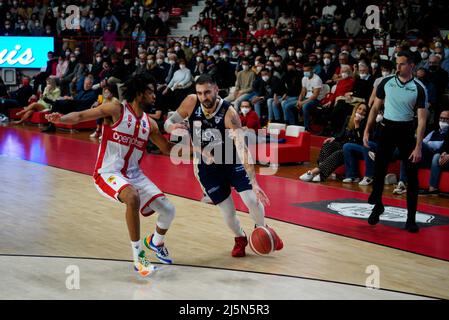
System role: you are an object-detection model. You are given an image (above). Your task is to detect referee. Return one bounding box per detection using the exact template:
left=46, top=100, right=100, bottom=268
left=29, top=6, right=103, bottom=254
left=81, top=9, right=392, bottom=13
left=363, top=51, right=428, bottom=233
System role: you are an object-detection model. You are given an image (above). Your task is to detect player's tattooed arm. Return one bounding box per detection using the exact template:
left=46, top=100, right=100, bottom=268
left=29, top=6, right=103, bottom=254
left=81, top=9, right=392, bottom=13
left=225, top=107, right=256, bottom=185
left=226, top=107, right=270, bottom=206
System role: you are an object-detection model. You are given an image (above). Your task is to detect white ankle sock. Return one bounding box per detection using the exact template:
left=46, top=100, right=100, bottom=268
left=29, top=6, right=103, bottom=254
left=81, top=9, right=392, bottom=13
left=131, top=240, right=142, bottom=264
left=152, top=230, right=165, bottom=246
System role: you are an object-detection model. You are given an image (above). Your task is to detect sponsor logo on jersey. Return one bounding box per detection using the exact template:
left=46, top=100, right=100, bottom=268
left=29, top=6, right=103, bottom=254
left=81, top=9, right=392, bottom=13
left=107, top=176, right=117, bottom=185
left=112, top=131, right=145, bottom=149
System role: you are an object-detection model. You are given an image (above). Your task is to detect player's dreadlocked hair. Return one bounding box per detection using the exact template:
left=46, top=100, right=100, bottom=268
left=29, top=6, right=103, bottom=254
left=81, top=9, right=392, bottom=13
left=122, top=73, right=156, bottom=102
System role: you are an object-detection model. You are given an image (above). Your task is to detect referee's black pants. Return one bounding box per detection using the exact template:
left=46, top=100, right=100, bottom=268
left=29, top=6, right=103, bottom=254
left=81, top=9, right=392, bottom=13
left=368, top=119, right=419, bottom=222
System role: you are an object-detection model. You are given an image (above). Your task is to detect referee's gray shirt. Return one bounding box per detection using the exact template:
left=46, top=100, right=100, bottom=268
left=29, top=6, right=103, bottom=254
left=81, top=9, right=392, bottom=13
left=376, top=75, right=428, bottom=122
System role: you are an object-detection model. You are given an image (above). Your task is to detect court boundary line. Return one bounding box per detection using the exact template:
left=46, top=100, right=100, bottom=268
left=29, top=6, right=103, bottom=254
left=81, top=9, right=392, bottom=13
left=0, top=253, right=439, bottom=300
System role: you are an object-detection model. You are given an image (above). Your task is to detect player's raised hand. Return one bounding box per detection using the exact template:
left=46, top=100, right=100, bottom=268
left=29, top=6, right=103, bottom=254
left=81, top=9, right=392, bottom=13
left=253, top=184, right=270, bottom=207
left=45, top=112, right=63, bottom=123
left=170, top=123, right=189, bottom=136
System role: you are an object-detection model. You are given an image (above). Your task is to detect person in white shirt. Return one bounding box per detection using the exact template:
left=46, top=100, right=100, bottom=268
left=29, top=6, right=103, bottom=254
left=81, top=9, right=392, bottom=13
left=297, top=63, right=323, bottom=131
left=163, top=59, right=193, bottom=109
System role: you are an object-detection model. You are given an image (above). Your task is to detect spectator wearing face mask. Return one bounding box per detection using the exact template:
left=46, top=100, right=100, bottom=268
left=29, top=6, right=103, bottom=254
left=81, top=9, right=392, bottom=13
left=342, top=108, right=385, bottom=187
left=318, top=52, right=337, bottom=84
left=239, top=100, right=261, bottom=131
left=226, top=59, right=256, bottom=110
left=327, top=62, right=374, bottom=135
left=163, top=59, right=193, bottom=109
left=415, top=46, right=431, bottom=70
left=300, top=103, right=368, bottom=183
left=297, top=63, right=323, bottom=131
left=418, top=110, right=449, bottom=195
left=101, top=10, right=119, bottom=32
left=151, top=53, right=170, bottom=88
left=13, top=77, right=61, bottom=125
left=433, top=46, right=449, bottom=74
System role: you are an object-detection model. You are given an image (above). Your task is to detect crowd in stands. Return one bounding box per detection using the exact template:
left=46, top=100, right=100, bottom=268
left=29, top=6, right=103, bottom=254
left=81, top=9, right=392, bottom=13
left=0, top=0, right=449, bottom=195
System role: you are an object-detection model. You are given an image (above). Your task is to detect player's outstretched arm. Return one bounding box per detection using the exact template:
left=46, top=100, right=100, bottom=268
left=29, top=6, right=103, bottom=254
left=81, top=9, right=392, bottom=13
left=148, top=118, right=175, bottom=155
left=45, top=101, right=122, bottom=125
left=164, top=94, right=196, bottom=133
left=225, top=106, right=270, bottom=206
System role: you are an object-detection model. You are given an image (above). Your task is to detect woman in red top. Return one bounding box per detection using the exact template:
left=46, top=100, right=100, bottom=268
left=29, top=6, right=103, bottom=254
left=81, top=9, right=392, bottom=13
left=321, top=65, right=355, bottom=108
left=239, top=100, right=261, bottom=130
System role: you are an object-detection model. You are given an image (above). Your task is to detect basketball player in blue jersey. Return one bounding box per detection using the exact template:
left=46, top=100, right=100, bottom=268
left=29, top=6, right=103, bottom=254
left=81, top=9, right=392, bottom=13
left=165, top=75, right=283, bottom=257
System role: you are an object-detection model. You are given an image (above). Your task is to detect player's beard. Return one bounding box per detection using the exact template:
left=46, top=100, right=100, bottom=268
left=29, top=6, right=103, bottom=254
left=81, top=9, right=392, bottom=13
left=202, top=94, right=217, bottom=109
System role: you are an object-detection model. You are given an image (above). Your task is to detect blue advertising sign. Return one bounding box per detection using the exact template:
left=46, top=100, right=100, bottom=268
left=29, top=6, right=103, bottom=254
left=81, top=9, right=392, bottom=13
left=0, top=36, right=54, bottom=69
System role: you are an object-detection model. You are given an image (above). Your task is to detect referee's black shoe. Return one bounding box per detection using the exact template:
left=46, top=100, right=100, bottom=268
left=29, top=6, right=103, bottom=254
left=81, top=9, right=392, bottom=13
left=368, top=203, right=384, bottom=225
left=405, top=220, right=420, bottom=233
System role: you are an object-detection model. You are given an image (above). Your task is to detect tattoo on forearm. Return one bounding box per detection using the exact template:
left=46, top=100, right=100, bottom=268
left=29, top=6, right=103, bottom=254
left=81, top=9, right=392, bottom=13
left=233, top=128, right=256, bottom=185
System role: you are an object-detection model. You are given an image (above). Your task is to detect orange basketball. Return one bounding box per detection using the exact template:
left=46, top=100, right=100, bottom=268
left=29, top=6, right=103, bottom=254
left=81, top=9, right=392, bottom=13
left=249, top=226, right=275, bottom=255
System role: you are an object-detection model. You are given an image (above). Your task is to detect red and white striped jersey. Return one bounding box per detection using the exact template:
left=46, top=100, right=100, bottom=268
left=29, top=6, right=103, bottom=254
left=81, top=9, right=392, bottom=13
left=94, top=102, right=152, bottom=179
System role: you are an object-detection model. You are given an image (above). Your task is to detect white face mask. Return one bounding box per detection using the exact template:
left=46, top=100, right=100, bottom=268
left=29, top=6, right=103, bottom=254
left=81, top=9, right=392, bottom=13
left=274, top=61, right=281, bottom=67
left=242, top=65, right=249, bottom=71
left=421, top=52, right=429, bottom=60
left=381, top=71, right=390, bottom=77
left=341, top=72, right=349, bottom=79
left=196, top=56, right=202, bottom=62
left=359, top=73, right=369, bottom=80
left=323, top=58, right=331, bottom=65
left=241, top=108, right=250, bottom=115
left=355, top=112, right=365, bottom=120
left=262, top=75, right=269, bottom=82
left=179, top=64, right=186, bottom=69
left=169, top=60, right=176, bottom=65
left=371, top=62, right=378, bottom=69
left=376, top=114, right=384, bottom=123
left=96, top=57, right=102, bottom=63
left=156, top=59, right=163, bottom=65
left=440, top=121, right=449, bottom=131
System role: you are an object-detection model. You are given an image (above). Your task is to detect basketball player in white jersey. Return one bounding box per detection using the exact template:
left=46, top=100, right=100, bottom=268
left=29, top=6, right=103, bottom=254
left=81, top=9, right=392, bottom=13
left=165, top=75, right=283, bottom=257
left=46, top=75, right=175, bottom=277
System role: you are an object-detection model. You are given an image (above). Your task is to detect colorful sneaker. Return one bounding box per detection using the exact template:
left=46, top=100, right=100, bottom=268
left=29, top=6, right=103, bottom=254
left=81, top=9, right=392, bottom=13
left=266, top=226, right=284, bottom=251
left=144, top=234, right=173, bottom=264
left=342, top=177, right=360, bottom=183
left=232, top=235, right=248, bottom=257
left=134, top=250, right=157, bottom=277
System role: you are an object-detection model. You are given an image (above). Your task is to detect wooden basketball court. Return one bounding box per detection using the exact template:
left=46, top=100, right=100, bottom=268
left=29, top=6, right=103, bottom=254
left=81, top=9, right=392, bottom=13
left=0, top=125, right=448, bottom=299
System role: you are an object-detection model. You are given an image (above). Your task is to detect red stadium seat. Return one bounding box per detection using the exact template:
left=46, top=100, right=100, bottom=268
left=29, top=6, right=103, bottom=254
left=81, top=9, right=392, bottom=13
left=30, top=111, right=50, bottom=125
left=251, top=125, right=311, bottom=165
left=8, top=108, right=23, bottom=120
